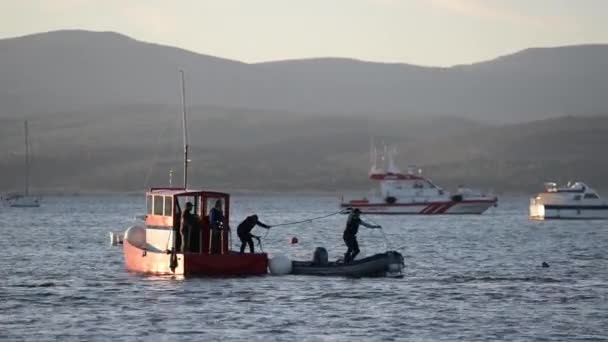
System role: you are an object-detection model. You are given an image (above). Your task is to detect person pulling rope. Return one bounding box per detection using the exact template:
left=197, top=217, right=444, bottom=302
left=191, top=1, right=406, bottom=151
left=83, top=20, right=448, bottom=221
left=236, top=214, right=270, bottom=253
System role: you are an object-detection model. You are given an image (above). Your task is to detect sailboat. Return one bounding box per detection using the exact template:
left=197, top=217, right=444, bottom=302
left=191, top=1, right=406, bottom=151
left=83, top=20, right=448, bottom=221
left=7, top=121, right=41, bottom=208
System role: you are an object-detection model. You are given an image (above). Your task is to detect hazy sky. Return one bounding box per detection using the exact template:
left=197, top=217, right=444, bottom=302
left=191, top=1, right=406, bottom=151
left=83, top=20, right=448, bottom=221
left=2, top=0, right=607, bottom=66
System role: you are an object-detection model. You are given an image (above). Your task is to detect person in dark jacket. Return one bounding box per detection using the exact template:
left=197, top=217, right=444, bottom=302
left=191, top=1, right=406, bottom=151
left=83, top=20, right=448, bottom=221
left=209, top=199, right=224, bottom=254
left=180, top=202, right=197, bottom=252
left=237, top=214, right=271, bottom=253
left=343, top=208, right=381, bottom=263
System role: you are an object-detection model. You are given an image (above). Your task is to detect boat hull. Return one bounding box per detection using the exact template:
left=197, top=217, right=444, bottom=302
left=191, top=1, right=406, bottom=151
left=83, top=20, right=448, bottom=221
left=6, top=197, right=40, bottom=208
left=340, top=199, right=496, bottom=215
left=123, top=239, right=268, bottom=276
left=291, top=251, right=404, bottom=278
left=529, top=203, right=608, bottom=220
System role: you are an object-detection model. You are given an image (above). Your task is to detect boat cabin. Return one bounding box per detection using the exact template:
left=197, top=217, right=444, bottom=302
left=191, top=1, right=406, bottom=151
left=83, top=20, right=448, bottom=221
left=543, top=182, right=600, bottom=199
left=144, top=187, right=231, bottom=254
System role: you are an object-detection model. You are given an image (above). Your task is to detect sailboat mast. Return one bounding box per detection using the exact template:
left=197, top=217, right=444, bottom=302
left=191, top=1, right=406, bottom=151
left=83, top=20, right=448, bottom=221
left=180, top=70, right=189, bottom=189
left=24, top=120, right=30, bottom=196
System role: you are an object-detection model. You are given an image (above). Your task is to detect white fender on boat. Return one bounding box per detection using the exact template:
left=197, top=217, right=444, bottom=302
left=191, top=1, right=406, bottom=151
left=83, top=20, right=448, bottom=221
left=124, top=225, right=146, bottom=248
left=109, top=232, right=125, bottom=246
left=268, top=254, right=292, bottom=275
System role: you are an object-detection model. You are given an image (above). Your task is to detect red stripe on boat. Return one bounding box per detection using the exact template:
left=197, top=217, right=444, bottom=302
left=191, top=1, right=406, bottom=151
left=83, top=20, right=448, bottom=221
left=436, top=202, right=456, bottom=214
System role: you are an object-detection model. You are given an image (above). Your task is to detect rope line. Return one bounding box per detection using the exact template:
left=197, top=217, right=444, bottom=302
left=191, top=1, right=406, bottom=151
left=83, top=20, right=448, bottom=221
left=364, top=216, right=392, bottom=250
left=263, top=209, right=348, bottom=239
left=269, top=209, right=348, bottom=228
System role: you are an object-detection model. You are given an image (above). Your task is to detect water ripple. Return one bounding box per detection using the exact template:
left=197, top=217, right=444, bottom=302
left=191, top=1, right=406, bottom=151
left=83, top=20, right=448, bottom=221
left=1, top=195, right=607, bottom=341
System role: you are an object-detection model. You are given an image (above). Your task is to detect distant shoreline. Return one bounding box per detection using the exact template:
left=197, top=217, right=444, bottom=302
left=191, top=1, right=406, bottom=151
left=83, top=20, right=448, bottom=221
left=2, top=188, right=540, bottom=197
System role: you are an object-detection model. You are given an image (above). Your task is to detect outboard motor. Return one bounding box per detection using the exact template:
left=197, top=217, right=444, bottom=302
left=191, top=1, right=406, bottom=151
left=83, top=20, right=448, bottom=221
left=385, top=251, right=404, bottom=278
left=312, top=247, right=329, bottom=266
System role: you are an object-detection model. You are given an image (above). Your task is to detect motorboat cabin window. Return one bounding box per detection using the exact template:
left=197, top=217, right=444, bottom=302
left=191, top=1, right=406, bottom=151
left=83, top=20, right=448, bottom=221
left=146, top=195, right=153, bottom=215
left=584, top=193, right=599, bottom=199
left=153, top=195, right=164, bottom=215
left=164, top=196, right=172, bottom=216
left=573, top=195, right=581, bottom=201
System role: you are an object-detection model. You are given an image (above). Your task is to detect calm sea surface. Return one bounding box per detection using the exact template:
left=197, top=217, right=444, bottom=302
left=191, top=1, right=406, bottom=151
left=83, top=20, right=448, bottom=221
left=1, top=195, right=607, bottom=341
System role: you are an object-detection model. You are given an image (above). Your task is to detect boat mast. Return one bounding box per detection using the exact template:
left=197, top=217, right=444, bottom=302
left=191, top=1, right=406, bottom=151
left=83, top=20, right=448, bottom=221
left=180, top=70, right=189, bottom=189
left=24, top=120, right=30, bottom=196
left=370, top=136, right=377, bottom=173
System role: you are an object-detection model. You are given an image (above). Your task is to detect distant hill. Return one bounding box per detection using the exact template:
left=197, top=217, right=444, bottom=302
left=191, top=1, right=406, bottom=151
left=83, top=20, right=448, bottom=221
left=1, top=113, right=607, bottom=194
left=1, top=30, right=608, bottom=122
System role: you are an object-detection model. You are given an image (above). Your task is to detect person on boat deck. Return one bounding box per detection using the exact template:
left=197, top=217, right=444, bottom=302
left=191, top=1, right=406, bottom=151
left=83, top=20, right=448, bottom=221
left=209, top=200, right=225, bottom=254
left=180, top=202, right=197, bottom=252
left=237, top=214, right=271, bottom=253
left=343, top=208, right=381, bottom=263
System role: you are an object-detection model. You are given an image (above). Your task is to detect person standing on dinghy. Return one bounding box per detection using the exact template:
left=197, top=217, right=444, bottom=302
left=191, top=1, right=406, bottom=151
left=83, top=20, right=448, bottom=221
left=343, top=208, right=381, bottom=263
left=237, top=214, right=271, bottom=253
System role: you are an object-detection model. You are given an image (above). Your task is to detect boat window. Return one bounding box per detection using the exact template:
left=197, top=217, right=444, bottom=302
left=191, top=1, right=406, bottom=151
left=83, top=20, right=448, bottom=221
left=573, top=195, right=581, bottom=201
left=154, top=195, right=164, bottom=215
left=146, top=195, right=152, bottom=215
left=176, top=196, right=197, bottom=215
left=584, top=193, right=599, bottom=199
left=164, top=196, right=172, bottom=216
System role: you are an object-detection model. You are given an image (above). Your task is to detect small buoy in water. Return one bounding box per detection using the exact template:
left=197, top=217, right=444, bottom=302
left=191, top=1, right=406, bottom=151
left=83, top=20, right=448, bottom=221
left=290, top=237, right=299, bottom=244
left=542, top=262, right=550, bottom=268
left=268, top=254, right=292, bottom=275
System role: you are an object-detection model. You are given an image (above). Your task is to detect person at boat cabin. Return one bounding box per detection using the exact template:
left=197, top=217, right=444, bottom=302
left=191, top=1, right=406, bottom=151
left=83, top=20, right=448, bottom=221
left=209, top=199, right=225, bottom=254
left=180, top=202, right=197, bottom=252
left=237, top=214, right=271, bottom=253
left=209, top=199, right=224, bottom=230
left=343, top=208, right=381, bottom=263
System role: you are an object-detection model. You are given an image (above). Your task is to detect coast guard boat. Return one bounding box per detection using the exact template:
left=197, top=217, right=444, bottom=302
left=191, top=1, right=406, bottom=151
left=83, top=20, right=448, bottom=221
left=340, top=147, right=497, bottom=215
left=529, top=182, right=608, bottom=220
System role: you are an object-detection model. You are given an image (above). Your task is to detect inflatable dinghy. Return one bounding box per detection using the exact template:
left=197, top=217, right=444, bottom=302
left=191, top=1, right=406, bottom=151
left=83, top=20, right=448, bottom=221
left=291, top=248, right=404, bottom=278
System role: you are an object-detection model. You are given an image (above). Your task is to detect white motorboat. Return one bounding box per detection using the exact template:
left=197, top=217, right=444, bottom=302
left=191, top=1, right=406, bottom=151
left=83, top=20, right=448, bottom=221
left=340, top=146, right=497, bottom=215
left=5, top=194, right=40, bottom=208
left=529, top=182, right=608, bottom=220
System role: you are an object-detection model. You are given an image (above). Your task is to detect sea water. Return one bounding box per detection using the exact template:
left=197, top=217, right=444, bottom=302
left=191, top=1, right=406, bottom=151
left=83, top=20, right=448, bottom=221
left=1, top=195, right=607, bottom=341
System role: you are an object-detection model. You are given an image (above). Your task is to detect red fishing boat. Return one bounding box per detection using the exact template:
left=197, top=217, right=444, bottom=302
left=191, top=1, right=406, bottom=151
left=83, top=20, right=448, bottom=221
left=122, top=71, right=267, bottom=276
left=123, top=188, right=268, bottom=276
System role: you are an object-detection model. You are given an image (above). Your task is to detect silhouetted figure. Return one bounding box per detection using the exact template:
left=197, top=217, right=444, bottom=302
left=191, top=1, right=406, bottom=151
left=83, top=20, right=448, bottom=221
left=209, top=200, right=224, bottom=254
left=180, top=202, right=197, bottom=252
left=343, top=208, right=380, bottom=263
left=237, top=214, right=271, bottom=253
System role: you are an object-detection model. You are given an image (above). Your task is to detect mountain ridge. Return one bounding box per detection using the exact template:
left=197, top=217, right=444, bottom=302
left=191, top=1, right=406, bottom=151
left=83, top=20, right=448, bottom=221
left=2, top=30, right=608, bottom=122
